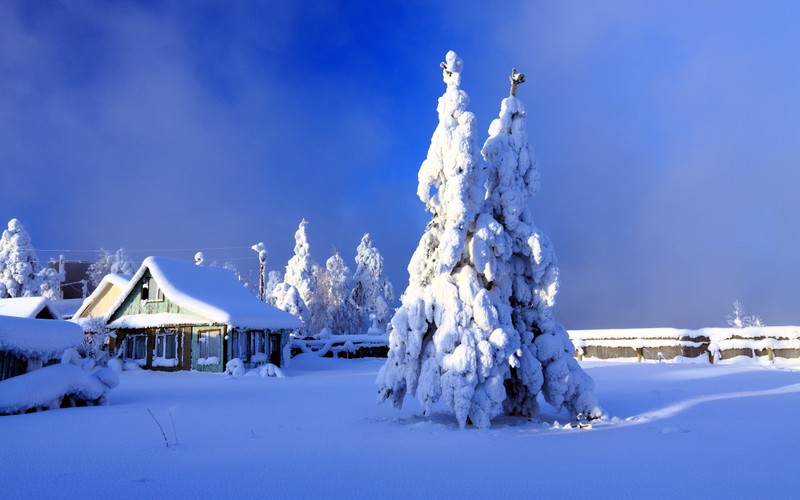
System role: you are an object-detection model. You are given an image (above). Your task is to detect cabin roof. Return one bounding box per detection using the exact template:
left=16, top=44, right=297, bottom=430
left=107, top=256, right=301, bottom=331
left=0, top=297, right=61, bottom=320
left=73, top=273, right=132, bottom=319
left=0, top=315, right=83, bottom=361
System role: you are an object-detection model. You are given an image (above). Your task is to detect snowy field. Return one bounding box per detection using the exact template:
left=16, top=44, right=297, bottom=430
left=2, top=356, right=800, bottom=499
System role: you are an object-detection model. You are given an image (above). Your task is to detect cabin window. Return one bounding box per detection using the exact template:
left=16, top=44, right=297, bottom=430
left=197, top=329, right=221, bottom=366
left=230, top=330, right=249, bottom=363
left=123, top=334, right=147, bottom=365
left=250, top=331, right=268, bottom=365
left=142, top=277, right=163, bottom=302
left=154, top=330, right=178, bottom=367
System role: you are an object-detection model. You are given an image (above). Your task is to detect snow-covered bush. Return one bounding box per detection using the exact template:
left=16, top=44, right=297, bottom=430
left=77, top=316, right=114, bottom=367
left=259, top=363, right=285, bottom=378
left=225, top=358, right=246, bottom=377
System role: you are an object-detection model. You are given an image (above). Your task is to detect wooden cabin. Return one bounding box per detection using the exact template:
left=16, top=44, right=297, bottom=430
left=105, top=256, right=301, bottom=372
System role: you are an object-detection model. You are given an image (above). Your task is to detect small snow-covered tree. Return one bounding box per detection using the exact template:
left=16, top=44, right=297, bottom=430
left=88, top=248, right=134, bottom=286
left=726, top=300, right=764, bottom=328
left=284, top=219, right=319, bottom=314
left=80, top=317, right=113, bottom=366
left=317, top=251, right=358, bottom=335
left=351, top=233, right=395, bottom=333
left=265, top=270, right=282, bottom=306
left=480, top=69, right=599, bottom=419
left=0, top=218, right=62, bottom=299
left=38, top=261, right=65, bottom=301
left=272, top=282, right=310, bottom=337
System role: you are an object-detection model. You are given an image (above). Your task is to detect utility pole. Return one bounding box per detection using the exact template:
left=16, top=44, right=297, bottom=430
left=251, top=242, right=267, bottom=301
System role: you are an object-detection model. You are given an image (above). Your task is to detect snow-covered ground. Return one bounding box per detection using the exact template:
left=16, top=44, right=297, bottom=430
left=2, top=356, right=799, bottom=498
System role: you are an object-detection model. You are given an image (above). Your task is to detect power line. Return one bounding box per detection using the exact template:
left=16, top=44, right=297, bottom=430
left=36, top=245, right=255, bottom=253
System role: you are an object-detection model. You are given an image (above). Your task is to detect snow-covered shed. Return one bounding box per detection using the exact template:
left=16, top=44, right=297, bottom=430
left=0, top=297, right=62, bottom=320
left=105, top=256, right=301, bottom=372
left=0, top=315, right=83, bottom=381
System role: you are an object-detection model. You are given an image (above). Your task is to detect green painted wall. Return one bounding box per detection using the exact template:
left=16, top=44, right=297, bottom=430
left=109, top=271, right=205, bottom=323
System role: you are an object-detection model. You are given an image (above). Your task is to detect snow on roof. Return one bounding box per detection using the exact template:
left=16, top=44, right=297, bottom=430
left=0, top=316, right=84, bottom=361
left=73, top=274, right=132, bottom=319
left=109, top=257, right=302, bottom=331
left=51, top=298, right=85, bottom=320
left=107, top=313, right=209, bottom=329
left=568, top=326, right=800, bottom=341
left=0, top=297, right=61, bottom=320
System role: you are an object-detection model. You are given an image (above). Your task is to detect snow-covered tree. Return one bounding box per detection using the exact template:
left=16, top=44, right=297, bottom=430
left=376, top=51, right=516, bottom=428
left=272, top=282, right=310, bottom=337
left=265, top=270, right=282, bottom=306
left=480, top=69, right=599, bottom=419
left=0, top=218, right=63, bottom=299
left=376, top=53, right=600, bottom=429
left=38, top=262, right=65, bottom=301
left=316, top=251, right=358, bottom=335
left=88, top=248, right=134, bottom=286
left=351, top=233, right=395, bottom=332
left=284, top=219, right=318, bottom=314
left=726, top=300, right=764, bottom=328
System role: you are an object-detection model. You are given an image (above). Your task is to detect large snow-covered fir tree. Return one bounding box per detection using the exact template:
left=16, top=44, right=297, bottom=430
left=0, top=218, right=63, bottom=300
left=480, top=69, right=599, bottom=419
left=88, top=248, right=134, bottom=286
left=376, top=52, right=600, bottom=429
left=376, top=51, right=515, bottom=428
left=351, top=233, right=395, bottom=332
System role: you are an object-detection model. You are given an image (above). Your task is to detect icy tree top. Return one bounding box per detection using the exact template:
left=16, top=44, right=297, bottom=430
left=509, top=68, right=525, bottom=96
left=440, top=50, right=464, bottom=87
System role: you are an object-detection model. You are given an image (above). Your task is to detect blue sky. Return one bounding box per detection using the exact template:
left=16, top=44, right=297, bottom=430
left=1, top=1, right=798, bottom=329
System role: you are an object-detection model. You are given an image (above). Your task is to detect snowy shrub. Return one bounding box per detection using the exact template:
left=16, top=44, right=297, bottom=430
left=225, top=358, right=246, bottom=377
left=315, top=327, right=332, bottom=340
left=259, top=363, right=285, bottom=379
left=107, top=357, right=123, bottom=373
left=61, top=347, right=84, bottom=367
left=78, top=317, right=113, bottom=367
